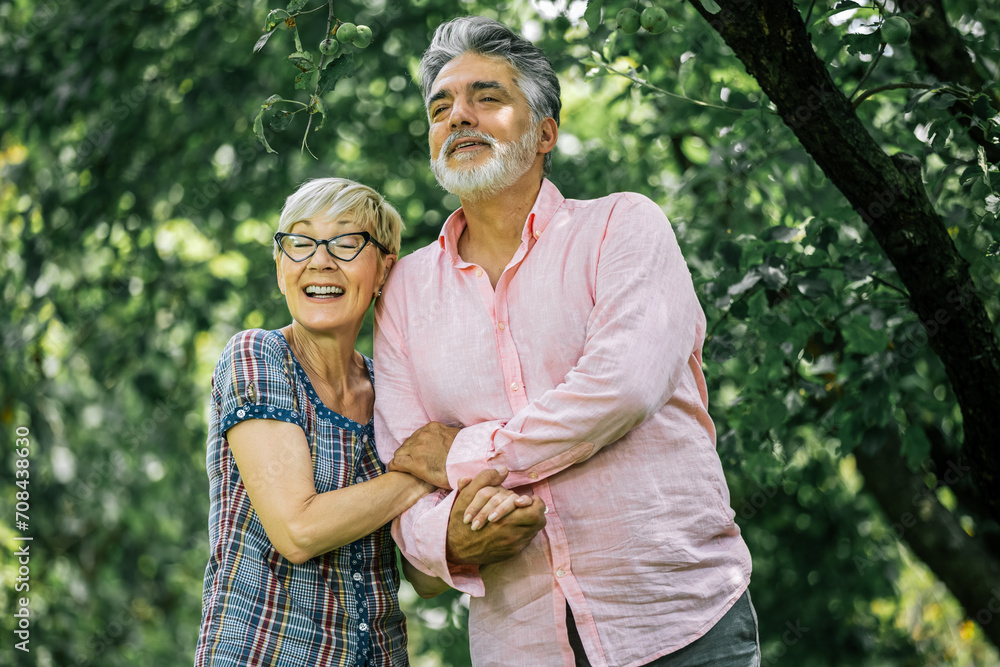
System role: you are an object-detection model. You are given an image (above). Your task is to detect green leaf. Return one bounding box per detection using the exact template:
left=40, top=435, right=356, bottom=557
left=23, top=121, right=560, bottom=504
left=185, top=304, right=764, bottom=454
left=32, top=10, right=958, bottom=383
left=269, top=110, right=293, bottom=131
left=794, top=276, right=833, bottom=299
left=584, top=0, right=603, bottom=33
left=842, top=31, right=882, bottom=57
left=295, top=68, right=319, bottom=91
left=812, top=1, right=861, bottom=25
left=986, top=194, right=1000, bottom=215
left=719, top=241, right=742, bottom=268
left=843, top=258, right=873, bottom=281
left=700, top=0, right=722, bottom=14
left=288, top=51, right=317, bottom=90
left=730, top=298, right=749, bottom=320
left=318, top=52, right=356, bottom=96
left=901, top=425, right=932, bottom=471
left=765, top=225, right=803, bottom=243
left=959, top=165, right=980, bottom=185
left=842, top=315, right=888, bottom=355
left=727, top=272, right=762, bottom=297
left=253, top=30, right=275, bottom=53
left=309, top=95, right=326, bottom=131
left=759, top=264, right=788, bottom=290
left=288, top=50, right=314, bottom=66
left=927, top=93, right=957, bottom=110
left=972, top=94, right=996, bottom=123
left=978, top=145, right=991, bottom=181
left=253, top=108, right=277, bottom=154
left=263, top=8, right=289, bottom=32
left=285, top=0, right=307, bottom=12
left=262, top=94, right=282, bottom=108
left=602, top=30, right=619, bottom=62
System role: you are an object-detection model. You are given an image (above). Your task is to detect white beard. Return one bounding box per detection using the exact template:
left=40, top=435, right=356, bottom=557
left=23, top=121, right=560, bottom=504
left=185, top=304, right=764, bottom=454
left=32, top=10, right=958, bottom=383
left=430, top=126, right=539, bottom=201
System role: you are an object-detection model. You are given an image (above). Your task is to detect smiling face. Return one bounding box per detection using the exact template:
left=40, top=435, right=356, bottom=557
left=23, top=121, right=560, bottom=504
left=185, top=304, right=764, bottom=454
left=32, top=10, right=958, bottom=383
left=275, top=213, right=393, bottom=339
left=427, top=52, right=552, bottom=200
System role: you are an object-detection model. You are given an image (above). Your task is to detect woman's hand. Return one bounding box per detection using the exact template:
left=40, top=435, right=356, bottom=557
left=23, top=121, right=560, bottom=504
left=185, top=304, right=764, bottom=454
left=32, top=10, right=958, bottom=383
left=458, top=469, right=533, bottom=531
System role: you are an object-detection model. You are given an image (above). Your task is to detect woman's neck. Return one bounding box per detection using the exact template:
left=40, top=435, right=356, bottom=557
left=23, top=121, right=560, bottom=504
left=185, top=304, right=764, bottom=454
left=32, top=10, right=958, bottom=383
left=281, top=323, right=364, bottom=399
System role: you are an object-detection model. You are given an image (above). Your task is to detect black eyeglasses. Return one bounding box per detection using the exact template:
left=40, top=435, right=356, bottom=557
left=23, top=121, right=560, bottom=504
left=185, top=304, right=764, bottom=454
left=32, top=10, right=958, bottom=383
left=274, top=231, right=391, bottom=263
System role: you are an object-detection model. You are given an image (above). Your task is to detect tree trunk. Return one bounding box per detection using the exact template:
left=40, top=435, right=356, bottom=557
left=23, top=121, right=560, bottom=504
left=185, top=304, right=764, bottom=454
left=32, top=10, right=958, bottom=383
left=854, top=435, right=1000, bottom=647
left=693, top=0, right=1000, bottom=524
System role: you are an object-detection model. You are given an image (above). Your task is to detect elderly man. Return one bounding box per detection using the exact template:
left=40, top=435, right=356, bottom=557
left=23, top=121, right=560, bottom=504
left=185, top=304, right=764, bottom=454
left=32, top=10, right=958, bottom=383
left=374, top=16, right=758, bottom=667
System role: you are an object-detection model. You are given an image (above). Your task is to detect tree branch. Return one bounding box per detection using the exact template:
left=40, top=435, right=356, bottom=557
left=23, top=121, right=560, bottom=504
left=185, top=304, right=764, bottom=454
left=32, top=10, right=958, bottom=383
left=906, top=0, right=1000, bottom=165
left=691, top=0, right=1000, bottom=533
left=852, top=82, right=935, bottom=109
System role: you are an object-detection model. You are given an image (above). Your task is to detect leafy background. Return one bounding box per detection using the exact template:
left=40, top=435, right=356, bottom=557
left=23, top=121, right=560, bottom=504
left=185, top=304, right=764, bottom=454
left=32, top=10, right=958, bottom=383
left=1, top=0, right=999, bottom=665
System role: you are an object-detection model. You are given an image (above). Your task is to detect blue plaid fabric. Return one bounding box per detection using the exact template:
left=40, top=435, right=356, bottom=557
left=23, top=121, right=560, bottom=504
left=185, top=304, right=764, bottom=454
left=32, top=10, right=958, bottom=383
left=195, top=329, right=408, bottom=667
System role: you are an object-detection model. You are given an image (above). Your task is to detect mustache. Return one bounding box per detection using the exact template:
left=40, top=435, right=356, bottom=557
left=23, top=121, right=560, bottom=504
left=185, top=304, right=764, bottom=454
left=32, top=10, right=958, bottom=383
left=439, top=130, right=497, bottom=158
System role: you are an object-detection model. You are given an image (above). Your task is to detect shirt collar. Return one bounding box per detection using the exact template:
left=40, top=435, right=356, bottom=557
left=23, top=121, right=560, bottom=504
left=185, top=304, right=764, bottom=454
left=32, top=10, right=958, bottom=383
left=437, top=178, right=565, bottom=266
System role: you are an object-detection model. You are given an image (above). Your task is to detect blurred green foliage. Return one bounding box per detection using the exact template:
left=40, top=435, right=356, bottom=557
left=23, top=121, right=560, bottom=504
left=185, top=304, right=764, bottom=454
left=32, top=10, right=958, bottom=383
left=1, top=0, right=999, bottom=665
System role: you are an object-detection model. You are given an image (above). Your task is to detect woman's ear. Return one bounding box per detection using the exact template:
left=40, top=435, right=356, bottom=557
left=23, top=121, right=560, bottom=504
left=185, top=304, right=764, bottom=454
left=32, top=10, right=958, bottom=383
left=276, top=258, right=286, bottom=295
left=379, top=255, right=397, bottom=289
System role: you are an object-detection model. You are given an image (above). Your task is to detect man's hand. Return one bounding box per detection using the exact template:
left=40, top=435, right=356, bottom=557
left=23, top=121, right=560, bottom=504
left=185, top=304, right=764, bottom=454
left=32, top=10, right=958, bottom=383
left=446, top=468, right=546, bottom=565
left=388, top=422, right=460, bottom=489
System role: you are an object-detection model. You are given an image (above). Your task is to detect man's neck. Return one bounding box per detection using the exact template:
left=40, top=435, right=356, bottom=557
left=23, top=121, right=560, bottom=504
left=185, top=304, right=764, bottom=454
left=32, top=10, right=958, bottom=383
left=457, top=173, right=544, bottom=286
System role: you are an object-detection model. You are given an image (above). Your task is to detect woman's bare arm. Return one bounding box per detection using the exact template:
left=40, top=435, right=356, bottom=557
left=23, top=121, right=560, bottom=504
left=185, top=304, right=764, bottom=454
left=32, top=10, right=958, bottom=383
left=228, top=418, right=433, bottom=564
left=401, top=556, right=450, bottom=599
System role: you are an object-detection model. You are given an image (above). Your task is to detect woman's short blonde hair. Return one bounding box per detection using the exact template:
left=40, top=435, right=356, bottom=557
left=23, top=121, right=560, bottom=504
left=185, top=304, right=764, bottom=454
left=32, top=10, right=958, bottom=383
left=273, top=178, right=403, bottom=259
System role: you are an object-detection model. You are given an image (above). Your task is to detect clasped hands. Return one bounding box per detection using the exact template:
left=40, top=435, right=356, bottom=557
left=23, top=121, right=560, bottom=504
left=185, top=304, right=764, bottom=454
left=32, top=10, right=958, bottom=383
left=389, top=422, right=546, bottom=565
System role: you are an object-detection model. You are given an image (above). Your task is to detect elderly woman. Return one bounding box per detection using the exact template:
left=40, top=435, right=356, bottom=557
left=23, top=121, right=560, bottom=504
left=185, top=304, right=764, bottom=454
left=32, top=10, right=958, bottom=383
left=194, top=178, right=523, bottom=667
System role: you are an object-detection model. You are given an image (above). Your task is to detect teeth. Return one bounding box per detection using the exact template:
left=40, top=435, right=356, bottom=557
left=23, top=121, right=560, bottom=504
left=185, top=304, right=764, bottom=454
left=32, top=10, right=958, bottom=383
left=305, top=285, right=344, bottom=295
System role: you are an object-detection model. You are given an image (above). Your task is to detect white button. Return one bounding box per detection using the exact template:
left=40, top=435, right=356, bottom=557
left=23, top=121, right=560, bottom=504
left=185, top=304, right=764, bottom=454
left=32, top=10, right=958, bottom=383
left=359, top=622, right=368, bottom=631
left=353, top=572, right=363, bottom=581
left=556, top=569, right=565, bottom=578
left=362, top=434, right=369, bottom=443
left=528, top=472, right=538, bottom=480
left=355, top=476, right=364, bottom=484
left=534, top=230, right=541, bottom=239
left=510, top=382, right=519, bottom=392
left=475, top=268, right=483, bottom=277
left=544, top=506, right=549, bottom=514
left=497, top=322, right=505, bottom=331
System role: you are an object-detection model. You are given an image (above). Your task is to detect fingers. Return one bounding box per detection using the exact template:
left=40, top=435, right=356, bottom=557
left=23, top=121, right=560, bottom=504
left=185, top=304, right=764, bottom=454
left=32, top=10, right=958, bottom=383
left=482, top=492, right=526, bottom=527
left=456, top=466, right=509, bottom=504
left=464, top=486, right=501, bottom=530
left=508, top=496, right=547, bottom=527
left=467, top=488, right=530, bottom=531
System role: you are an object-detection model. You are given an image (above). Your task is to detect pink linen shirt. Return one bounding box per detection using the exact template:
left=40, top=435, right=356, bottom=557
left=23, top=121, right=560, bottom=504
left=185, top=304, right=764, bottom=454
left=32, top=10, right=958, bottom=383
left=374, top=179, right=752, bottom=667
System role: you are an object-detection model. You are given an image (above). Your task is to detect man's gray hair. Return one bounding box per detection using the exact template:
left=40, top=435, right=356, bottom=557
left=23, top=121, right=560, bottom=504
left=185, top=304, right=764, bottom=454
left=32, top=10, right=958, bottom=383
left=418, top=17, right=561, bottom=176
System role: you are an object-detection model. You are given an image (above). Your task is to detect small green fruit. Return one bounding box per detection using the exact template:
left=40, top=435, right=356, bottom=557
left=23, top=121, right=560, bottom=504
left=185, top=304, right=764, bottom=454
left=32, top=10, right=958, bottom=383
left=352, top=25, right=372, bottom=48
left=616, top=8, right=641, bottom=34
left=641, top=6, right=668, bottom=34
left=319, top=38, right=339, bottom=55
left=336, top=22, right=358, bottom=44
left=881, top=16, right=910, bottom=46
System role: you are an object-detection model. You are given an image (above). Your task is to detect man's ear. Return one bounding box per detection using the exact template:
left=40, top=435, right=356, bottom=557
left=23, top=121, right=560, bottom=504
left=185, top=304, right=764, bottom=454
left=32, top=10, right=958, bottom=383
left=537, top=117, right=559, bottom=156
